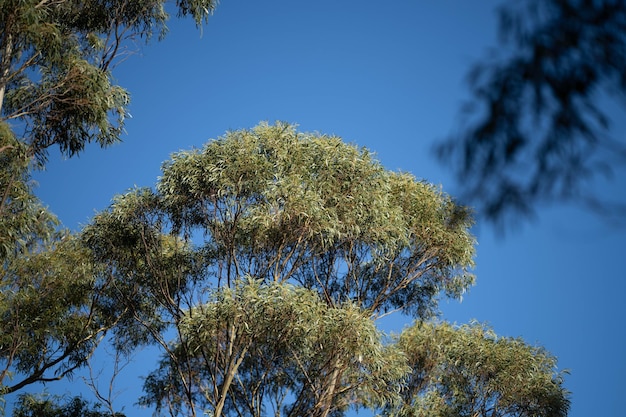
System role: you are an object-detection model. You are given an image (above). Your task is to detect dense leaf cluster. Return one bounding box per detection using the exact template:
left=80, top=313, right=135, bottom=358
left=392, top=322, right=570, bottom=417
left=0, top=0, right=217, bottom=405
left=156, top=122, right=475, bottom=317
left=0, top=0, right=217, bottom=162
left=12, top=393, right=124, bottom=417
left=1, top=123, right=118, bottom=397
left=140, top=279, right=408, bottom=417
left=0, top=123, right=57, bottom=260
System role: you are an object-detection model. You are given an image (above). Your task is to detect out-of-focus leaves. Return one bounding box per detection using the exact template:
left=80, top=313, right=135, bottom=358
left=438, top=0, right=626, bottom=227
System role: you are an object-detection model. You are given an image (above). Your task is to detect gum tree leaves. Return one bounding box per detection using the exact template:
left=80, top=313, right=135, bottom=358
left=389, top=322, right=570, bottom=417
left=156, top=122, right=476, bottom=318
left=0, top=0, right=218, bottom=162
left=84, top=122, right=568, bottom=416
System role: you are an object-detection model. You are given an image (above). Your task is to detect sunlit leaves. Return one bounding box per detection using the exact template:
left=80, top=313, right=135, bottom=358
left=0, top=122, right=58, bottom=261
left=81, top=123, right=478, bottom=416
left=0, top=1, right=219, bottom=395
left=157, top=122, right=476, bottom=317
left=141, top=278, right=408, bottom=417
left=81, top=123, right=569, bottom=416
left=82, top=187, right=203, bottom=351
left=388, top=321, right=570, bottom=417
left=0, top=232, right=115, bottom=394
left=0, top=0, right=218, bottom=162
left=438, top=0, right=626, bottom=225
left=12, top=393, right=125, bottom=417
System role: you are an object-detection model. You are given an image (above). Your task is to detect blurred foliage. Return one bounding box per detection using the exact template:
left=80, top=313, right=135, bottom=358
left=438, top=0, right=626, bottom=227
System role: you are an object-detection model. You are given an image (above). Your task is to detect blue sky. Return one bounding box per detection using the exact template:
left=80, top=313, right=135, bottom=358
left=24, top=1, right=626, bottom=416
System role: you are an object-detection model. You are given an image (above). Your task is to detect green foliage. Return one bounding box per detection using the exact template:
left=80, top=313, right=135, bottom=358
left=82, top=187, right=204, bottom=351
left=140, top=278, right=408, bottom=417
left=12, top=393, right=124, bottom=417
left=0, top=116, right=131, bottom=408
left=0, top=230, right=118, bottom=394
left=83, top=121, right=477, bottom=352
left=0, top=0, right=218, bottom=402
left=34, top=123, right=568, bottom=416
left=0, top=0, right=218, bottom=162
left=0, top=122, right=58, bottom=260
left=1, top=119, right=124, bottom=395
left=156, top=122, right=475, bottom=318
left=0, top=1, right=575, bottom=414
left=388, top=321, right=570, bottom=417
left=82, top=123, right=482, bottom=416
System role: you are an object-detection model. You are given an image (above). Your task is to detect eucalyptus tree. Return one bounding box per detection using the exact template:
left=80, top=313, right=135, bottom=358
left=12, top=393, right=125, bottom=417
left=0, top=124, right=55, bottom=260
left=388, top=322, right=570, bottom=417
left=155, top=122, right=476, bottom=317
left=138, top=279, right=409, bottom=417
left=81, top=122, right=567, bottom=417
left=0, top=124, right=123, bottom=399
left=0, top=0, right=217, bottom=163
left=0, top=0, right=218, bottom=405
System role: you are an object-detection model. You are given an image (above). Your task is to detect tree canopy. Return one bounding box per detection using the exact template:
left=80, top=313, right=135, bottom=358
left=1, top=122, right=119, bottom=396
left=0, top=0, right=217, bottom=405
left=77, top=122, right=568, bottom=417
left=12, top=393, right=124, bottom=417
left=0, top=0, right=217, bottom=163
left=390, top=321, right=570, bottom=417
left=85, top=122, right=476, bottom=322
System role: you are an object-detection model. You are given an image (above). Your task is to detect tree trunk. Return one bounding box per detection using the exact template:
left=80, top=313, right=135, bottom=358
left=0, top=22, right=14, bottom=117
left=214, top=323, right=248, bottom=417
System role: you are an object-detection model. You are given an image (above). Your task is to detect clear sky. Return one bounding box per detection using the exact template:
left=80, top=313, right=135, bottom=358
left=25, top=1, right=626, bottom=416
